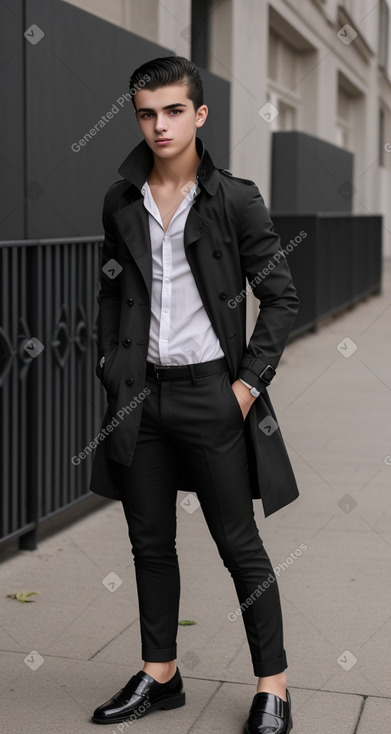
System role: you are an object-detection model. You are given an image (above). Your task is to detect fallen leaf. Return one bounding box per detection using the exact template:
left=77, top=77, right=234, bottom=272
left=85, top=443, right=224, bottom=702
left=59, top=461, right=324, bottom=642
left=178, top=619, right=196, bottom=626
left=7, top=591, right=41, bottom=603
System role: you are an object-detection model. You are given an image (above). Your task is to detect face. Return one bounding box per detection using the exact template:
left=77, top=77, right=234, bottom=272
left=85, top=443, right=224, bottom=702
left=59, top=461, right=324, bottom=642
left=133, top=83, right=208, bottom=157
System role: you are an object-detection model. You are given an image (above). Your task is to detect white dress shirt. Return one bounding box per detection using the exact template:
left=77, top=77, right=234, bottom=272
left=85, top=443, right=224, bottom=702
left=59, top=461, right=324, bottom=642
left=141, top=177, right=225, bottom=366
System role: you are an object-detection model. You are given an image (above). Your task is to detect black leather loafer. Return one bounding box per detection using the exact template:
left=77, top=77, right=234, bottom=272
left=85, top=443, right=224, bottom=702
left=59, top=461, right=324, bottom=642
left=92, top=667, right=185, bottom=725
left=243, top=688, right=292, bottom=733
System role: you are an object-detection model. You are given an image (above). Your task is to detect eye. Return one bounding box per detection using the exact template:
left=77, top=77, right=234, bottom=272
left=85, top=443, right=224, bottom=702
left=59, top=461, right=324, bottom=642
left=140, top=109, right=182, bottom=119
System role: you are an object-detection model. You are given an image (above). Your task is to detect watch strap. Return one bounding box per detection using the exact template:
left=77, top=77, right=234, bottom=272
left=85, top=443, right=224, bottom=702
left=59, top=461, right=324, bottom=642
left=239, top=378, right=260, bottom=398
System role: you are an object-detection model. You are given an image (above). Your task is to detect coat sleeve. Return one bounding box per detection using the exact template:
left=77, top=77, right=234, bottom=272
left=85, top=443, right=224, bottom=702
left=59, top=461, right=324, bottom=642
left=237, top=186, right=300, bottom=392
left=95, top=191, right=121, bottom=371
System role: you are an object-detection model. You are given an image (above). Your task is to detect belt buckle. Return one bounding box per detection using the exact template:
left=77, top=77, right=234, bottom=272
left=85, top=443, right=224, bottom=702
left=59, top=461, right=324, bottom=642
left=153, top=364, right=170, bottom=380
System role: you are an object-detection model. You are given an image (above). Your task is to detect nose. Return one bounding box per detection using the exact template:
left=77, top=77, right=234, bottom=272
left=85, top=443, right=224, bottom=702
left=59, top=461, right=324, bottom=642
left=154, top=114, right=168, bottom=133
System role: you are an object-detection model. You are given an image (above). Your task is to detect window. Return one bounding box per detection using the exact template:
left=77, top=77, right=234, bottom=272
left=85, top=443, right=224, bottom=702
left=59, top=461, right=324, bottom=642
left=379, top=106, right=385, bottom=166
left=267, top=30, right=300, bottom=131
left=336, top=86, right=353, bottom=150
left=379, top=0, right=389, bottom=69
left=278, top=101, right=296, bottom=131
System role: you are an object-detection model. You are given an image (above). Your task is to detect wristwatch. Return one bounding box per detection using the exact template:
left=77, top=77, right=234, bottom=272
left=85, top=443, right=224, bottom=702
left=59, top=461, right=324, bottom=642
left=239, top=379, right=260, bottom=398
left=239, top=364, right=276, bottom=398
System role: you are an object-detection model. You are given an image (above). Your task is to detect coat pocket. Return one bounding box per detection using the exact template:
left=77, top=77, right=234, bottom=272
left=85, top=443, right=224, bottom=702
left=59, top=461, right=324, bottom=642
left=97, top=344, right=119, bottom=392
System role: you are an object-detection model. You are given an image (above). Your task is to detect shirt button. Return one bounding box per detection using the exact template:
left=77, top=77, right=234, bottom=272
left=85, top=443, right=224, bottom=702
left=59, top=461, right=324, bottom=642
left=213, top=250, right=222, bottom=258
left=219, top=291, right=228, bottom=301
left=127, top=298, right=134, bottom=306
left=123, top=338, right=132, bottom=347
left=126, top=377, right=134, bottom=386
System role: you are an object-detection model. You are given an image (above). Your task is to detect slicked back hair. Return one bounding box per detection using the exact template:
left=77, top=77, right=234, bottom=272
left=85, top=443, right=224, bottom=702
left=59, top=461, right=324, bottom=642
left=129, top=55, right=203, bottom=113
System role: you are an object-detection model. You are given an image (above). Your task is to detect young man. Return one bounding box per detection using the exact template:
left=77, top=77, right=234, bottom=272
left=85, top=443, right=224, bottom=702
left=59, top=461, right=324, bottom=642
left=90, top=56, right=299, bottom=733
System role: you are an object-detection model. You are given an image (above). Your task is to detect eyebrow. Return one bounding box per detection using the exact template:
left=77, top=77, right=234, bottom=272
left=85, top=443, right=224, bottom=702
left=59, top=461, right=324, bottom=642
left=135, top=103, right=188, bottom=113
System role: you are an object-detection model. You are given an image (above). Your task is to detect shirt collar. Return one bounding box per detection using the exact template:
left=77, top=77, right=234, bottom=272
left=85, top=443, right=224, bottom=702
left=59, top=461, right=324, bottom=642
left=118, top=136, right=219, bottom=196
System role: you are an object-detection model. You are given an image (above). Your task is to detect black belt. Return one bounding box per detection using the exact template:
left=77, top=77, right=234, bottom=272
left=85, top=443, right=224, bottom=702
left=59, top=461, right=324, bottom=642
left=146, top=357, right=228, bottom=381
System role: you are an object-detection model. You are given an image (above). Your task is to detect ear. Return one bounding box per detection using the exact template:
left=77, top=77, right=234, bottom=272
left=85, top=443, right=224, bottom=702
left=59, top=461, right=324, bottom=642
left=195, top=104, right=208, bottom=128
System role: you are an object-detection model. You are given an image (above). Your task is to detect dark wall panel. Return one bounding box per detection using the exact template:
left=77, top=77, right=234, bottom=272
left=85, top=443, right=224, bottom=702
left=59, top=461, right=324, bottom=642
left=20, top=0, right=229, bottom=238
left=271, top=131, right=354, bottom=214
left=0, top=0, right=25, bottom=239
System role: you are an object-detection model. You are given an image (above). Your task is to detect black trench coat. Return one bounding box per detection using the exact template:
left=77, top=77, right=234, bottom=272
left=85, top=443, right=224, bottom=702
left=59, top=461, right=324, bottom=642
left=89, top=136, right=300, bottom=518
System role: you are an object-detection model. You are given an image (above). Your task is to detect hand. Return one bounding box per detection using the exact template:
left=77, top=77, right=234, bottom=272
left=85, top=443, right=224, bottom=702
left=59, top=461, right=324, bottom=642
left=230, top=379, right=256, bottom=420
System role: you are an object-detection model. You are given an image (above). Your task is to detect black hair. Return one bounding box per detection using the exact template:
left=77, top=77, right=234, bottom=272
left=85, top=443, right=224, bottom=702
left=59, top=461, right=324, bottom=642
left=129, top=55, right=203, bottom=113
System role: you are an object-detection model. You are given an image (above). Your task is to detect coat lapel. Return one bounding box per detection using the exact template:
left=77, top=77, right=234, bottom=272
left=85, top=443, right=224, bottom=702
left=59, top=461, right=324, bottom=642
left=112, top=192, right=215, bottom=298
left=112, top=198, right=153, bottom=299
left=112, top=136, right=220, bottom=295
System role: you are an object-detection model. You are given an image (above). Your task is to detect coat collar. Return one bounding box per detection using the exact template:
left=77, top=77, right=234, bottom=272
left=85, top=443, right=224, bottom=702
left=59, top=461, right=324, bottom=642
left=117, top=136, right=220, bottom=196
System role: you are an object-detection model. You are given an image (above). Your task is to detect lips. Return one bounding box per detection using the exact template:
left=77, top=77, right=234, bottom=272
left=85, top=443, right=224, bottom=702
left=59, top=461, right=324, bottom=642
left=154, top=138, right=172, bottom=142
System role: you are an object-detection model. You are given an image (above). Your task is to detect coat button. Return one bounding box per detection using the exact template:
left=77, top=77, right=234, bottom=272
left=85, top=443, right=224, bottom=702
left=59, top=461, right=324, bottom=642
left=219, top=291, right=228, bottom=300
left=126, top=377, right=134, bottom=386
left=125, top=254, right=131, bottom=260
left=123, top=338, right=132, bottom=347
left=213, top=250, right=222, bottom=258
left=127, top=298, right=134, bottom=306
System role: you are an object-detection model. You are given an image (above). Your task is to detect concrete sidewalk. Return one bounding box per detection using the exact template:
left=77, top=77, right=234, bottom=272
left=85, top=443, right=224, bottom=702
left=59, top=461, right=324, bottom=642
left=1, top=262, right=391, bottom=733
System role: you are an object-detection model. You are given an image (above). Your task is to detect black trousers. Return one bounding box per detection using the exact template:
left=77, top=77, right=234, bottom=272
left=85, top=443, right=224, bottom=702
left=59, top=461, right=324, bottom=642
left=115, top=359, right=287, bottom=677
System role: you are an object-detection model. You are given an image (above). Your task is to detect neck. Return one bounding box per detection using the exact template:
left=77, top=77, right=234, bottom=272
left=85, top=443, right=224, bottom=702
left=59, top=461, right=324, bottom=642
left=148, top=137, right=200, bottom=187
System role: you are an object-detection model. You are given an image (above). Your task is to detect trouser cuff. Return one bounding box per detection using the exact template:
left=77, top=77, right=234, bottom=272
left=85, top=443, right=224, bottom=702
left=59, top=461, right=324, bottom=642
left=252, top=650, right=287, bottom=677
left=141, top=645, right=177, bottom=662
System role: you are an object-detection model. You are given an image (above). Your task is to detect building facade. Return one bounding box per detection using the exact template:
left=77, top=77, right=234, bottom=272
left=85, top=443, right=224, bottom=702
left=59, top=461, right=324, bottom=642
left=62, top=0, right=391, bottom=257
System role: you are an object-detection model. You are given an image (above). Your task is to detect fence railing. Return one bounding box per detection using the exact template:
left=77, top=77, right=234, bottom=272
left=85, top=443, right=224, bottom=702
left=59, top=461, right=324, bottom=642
left=0, top=215, right=382, bottom=549
left=0, top=236, right=105, bottom=550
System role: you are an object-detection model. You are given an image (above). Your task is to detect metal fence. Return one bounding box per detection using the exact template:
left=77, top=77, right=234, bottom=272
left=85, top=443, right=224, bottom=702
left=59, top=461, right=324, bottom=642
left=0, top=236, right=105, bottom=550
left=0, top=216, right=382, bottom=549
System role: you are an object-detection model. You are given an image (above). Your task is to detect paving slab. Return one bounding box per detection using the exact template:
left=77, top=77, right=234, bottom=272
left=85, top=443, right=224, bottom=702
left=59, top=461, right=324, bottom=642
left=190, top=682, right=364, bottom=734
left=1, top=506, right=140, bottom=660
left=0, top=650, right=221, bottom=734
left=356, top=696, right=391, bottom=734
